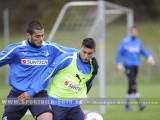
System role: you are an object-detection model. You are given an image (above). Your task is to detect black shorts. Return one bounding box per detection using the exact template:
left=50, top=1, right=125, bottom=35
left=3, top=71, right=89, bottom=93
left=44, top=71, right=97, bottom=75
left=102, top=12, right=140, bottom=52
left=2, top=90, right=52, bottom=120
left=125, top=66, right=138, bottom=86
left=51, top=105, right=84, bottom=120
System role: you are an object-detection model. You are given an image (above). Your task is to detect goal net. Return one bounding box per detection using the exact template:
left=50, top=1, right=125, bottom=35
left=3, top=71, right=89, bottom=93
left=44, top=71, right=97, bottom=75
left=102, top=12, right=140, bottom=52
left=47, top=1, right=134, bottom=114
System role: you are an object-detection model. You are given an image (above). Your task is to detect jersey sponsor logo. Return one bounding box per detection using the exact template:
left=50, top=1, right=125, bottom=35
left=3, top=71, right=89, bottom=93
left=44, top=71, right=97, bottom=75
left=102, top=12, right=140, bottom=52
left=21, top=59, right=48, bottom=65
left=125, top=46, right=140, bottom=52
left=64, top=81, right=82, bottom=91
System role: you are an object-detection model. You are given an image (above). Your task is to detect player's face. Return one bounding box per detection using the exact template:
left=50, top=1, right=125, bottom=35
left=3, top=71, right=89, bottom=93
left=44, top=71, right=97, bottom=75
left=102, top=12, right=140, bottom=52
left=27, top=29, right=44, bottom=47
left=80, top=46, right=95, bottom=63
left=131, top=28, right=138, bottom=37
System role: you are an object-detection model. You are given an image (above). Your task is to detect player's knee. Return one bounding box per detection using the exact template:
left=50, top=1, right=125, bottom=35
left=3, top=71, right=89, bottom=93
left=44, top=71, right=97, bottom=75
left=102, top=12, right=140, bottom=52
left=36, top=112, right=53, bottom=120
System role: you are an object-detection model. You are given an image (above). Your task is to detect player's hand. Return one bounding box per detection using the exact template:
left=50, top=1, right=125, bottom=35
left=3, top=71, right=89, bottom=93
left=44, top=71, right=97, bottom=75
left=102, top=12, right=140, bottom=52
left=117, top=63, right=125, bottom=73
left=91, top=57, right=99, bottom=75
left=18, top=92, right=31, bottom=101
left=147, top=56, right=155, bottom=66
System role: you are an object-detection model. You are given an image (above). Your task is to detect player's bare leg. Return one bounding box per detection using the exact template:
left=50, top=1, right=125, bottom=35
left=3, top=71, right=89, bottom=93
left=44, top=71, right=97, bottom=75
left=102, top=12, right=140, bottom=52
left=37, top=112, right=52, bottom=120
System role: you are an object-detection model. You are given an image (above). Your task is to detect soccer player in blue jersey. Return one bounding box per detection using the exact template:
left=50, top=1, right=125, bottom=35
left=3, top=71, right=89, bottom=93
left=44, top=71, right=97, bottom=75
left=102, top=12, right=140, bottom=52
left=116, top=26, right=155, bottom=111
left=23, top=38, right=98, bottom=120
left=1, top=20, right=80, bottom=120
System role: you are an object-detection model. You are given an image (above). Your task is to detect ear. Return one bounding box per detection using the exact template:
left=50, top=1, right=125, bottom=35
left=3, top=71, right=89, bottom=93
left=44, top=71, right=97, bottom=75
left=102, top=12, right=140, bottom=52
left=26, top=33, right=31, bottom=39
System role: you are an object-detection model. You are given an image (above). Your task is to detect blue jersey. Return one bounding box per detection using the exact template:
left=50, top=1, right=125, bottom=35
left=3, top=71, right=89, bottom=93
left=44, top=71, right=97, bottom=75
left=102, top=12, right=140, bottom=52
left=0, top=40, right=78, bottom=95
left=116, top=36, right=150, bottom=66
left=29, top=52, right=95, bottom=97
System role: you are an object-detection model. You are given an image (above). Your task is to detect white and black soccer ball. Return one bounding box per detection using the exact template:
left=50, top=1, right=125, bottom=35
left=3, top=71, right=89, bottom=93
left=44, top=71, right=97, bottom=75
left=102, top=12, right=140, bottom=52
left=84, top=112, right=103, bottom=120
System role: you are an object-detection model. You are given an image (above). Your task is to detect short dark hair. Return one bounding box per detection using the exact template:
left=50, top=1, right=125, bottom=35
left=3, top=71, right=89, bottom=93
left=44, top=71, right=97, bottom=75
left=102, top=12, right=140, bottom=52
left=82, top=38, right=96, bottom=49
left=27, top=20, right=44, bottom=35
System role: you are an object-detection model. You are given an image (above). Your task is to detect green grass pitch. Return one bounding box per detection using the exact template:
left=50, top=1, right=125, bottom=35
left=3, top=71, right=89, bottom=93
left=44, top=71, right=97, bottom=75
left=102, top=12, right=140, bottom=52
left=0, top=81, right=160, bottom=120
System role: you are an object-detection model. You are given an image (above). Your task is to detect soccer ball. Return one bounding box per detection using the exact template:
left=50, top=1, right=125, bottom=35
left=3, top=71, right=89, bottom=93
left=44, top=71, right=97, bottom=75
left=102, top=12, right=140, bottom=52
left=84, top=112, right=103, bottom=120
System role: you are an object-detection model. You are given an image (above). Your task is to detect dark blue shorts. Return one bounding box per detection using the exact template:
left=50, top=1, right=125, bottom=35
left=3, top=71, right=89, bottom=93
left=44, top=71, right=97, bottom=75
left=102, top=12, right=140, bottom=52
left=125, top=66, right=138, bottom=86
left=2, top=90, right=52, bottom=120
left=51, top=105, right=85, bottom=120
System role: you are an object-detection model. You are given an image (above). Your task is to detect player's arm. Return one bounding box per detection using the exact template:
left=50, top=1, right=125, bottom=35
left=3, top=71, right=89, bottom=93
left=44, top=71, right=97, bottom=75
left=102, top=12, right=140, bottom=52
left=0, top=44, right=16, bottom=66
left=140, top=42, right=155, bottom=65
left=140, top=41, right=150, bottom=58
left=86, top=75, right=96, bottom=94
left=18, top=53, right=73, bottom=100
left=86, top=57, right=99, bottom=94
left=51, top=42, right=79, bottom=56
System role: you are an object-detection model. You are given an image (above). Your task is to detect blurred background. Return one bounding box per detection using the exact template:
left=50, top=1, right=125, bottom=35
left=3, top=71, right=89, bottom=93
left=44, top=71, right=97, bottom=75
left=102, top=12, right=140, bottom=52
left=0, top=0, right=160, bottom=119
left=0, top=0, right=160, bottom=85
left=0, top=0, right=160, bottom=34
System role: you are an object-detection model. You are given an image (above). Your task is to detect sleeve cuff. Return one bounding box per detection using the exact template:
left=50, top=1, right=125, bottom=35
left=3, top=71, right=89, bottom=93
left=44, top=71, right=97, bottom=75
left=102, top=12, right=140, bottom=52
left=27, top=89, right=36, bottom=97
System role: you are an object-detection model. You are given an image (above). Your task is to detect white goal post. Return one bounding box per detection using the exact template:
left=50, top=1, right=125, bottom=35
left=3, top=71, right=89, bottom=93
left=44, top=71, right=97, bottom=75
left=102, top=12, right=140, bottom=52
left=47, top=1, right=134, bottom=114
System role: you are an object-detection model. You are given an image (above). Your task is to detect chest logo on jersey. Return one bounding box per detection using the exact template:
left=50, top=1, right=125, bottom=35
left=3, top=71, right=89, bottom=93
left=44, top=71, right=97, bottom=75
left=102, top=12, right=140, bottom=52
left=21, top=59, right=48, bottom=65
left=64, top=81, right=82, bottom=92
left=44, top=50, right=49, bottom=57
left=125, top=46, right=140, bottom=52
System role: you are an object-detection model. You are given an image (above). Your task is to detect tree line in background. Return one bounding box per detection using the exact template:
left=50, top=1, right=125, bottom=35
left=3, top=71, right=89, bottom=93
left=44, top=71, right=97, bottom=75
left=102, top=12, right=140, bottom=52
left=0, top=0, right=160, bottom=34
